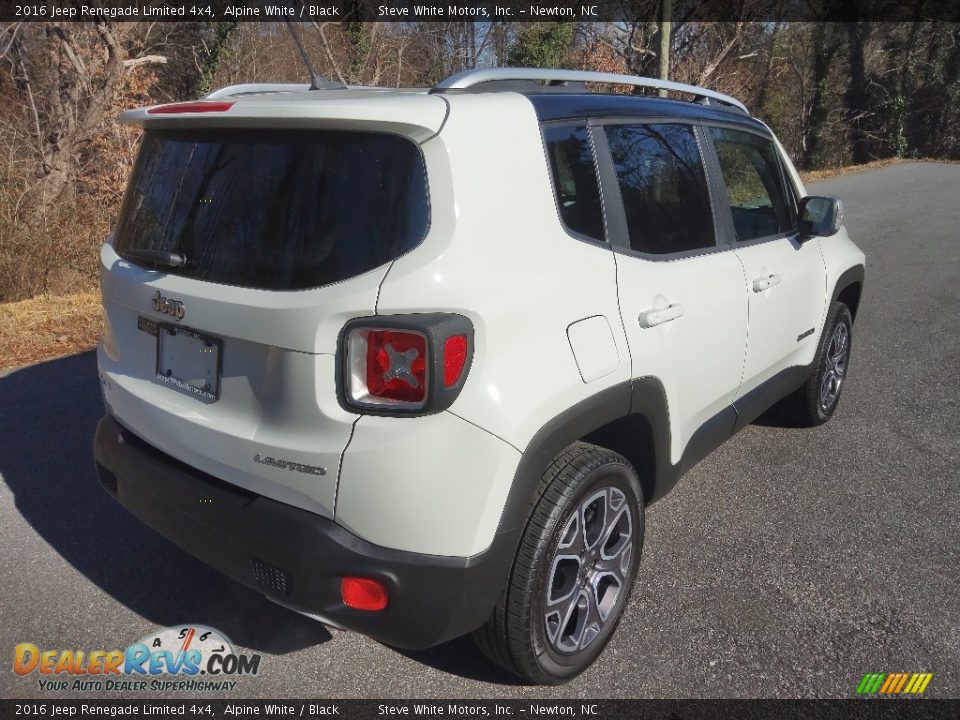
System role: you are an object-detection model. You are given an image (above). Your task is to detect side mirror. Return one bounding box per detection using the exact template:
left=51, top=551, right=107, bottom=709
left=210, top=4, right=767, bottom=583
left=798, top=196, right=843, bottom=239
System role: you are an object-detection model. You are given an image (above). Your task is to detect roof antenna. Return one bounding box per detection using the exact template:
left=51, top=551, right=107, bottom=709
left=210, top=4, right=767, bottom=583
left=283, top=18, right=344, bottom=90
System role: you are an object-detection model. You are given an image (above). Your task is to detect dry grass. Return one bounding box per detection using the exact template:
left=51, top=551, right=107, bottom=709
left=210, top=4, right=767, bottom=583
left=0, top=292, right=102, bottom=372
left=799, top=157, right=904, bottom=184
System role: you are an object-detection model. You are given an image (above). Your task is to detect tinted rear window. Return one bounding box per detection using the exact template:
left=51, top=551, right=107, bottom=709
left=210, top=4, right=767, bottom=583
left=604, top=123, right=715, bottom=255
left=543, top=125, right=605, bottom=241
left=114, top=129, right=429, bottom=290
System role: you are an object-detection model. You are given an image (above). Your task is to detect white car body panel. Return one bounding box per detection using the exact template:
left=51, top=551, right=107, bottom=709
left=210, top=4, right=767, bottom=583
left=773, top=134, right=866, bottom=363
left=373, top=94, right=631, bottom=454
left=98, top=242, right=374, bottom=518
left=98, top=341, right=353, bottom=518
left=819, top=227, right=868, bottom=315
left=614, top=251, right=748, bottom=463
left=733, top=236, right=827, bottom=396
left=336, top=412, right=522, bottom=557
left=566, top=316, right=621, bottom=383
left=97, top=83, right=865, bottom=561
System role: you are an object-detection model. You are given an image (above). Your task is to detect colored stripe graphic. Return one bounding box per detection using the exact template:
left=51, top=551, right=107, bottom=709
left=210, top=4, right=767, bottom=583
left=857, top=672, right=932, bottom=695
left=903, top=674, right=920, bottom=694
left=893, top=673, right=909, bottom=693
left=911, top=673, right=933, bottom=694
left=857, top=673, right=886, bottom=694
left=879, top=674, right=898, bottom=693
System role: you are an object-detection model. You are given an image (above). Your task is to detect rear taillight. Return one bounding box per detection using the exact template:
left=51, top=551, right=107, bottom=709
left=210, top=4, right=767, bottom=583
left=443, top=335, right=468, bottom=387
left=340, top=314, right=474, bottom=416
left=347, top=328, right=429, bottom=409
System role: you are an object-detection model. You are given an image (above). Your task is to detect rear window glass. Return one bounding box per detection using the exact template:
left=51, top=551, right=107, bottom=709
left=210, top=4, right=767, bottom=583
left=543, top=125, right=605, bottom=241
left=604, top=123, right=715, bottom=255
left=114, top=129, right=429, bottom=291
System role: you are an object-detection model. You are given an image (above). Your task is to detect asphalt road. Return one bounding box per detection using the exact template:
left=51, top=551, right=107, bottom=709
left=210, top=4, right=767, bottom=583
left=1, top=161, right=958, bottom=700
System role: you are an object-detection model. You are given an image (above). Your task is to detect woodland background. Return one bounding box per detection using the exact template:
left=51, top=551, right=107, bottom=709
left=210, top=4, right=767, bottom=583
left=0, top=17, right=958, bottom=303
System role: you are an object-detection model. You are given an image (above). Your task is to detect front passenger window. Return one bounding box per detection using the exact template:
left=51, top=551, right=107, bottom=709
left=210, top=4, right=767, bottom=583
left=709, top=127, right=794, bottom=242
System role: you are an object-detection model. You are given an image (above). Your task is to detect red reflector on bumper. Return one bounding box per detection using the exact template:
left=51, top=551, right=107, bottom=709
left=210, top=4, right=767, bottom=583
left=147, top=101, right=235, bottom=114
left=341, top=577, right=389, bottom=611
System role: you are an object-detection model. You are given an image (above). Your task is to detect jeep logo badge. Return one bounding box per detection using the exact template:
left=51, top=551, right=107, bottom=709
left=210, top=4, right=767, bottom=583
left=152, top=290, right=185, bottom=321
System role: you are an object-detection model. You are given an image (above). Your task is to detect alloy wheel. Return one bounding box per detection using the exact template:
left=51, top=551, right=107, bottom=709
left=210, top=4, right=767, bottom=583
left=543, top=486, right=634, bottom=654
left=820, top=321, right=849, bottom=412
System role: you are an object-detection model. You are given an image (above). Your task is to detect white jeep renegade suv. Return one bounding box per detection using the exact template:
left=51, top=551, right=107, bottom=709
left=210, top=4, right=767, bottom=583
left=94, top=68, right=865, bottom=684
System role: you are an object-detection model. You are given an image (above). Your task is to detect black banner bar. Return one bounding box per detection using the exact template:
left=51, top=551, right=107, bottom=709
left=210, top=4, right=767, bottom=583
left=3, top=700, right=960, bottom=720
left=1, top=0, right=959, bottom=23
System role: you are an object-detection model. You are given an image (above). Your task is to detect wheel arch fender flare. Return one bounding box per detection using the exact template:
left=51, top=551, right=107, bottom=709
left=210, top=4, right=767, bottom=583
left=492, top=378, right=674, bottom=544
left=829, top=264, right=865, bottom=322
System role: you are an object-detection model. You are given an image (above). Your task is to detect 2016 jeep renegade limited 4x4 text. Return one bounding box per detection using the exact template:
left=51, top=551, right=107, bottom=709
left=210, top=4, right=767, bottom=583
left=94, top=68, right=865, bottom=684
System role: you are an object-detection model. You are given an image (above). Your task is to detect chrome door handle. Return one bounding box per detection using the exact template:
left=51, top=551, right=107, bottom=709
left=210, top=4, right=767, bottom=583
left=752, top=274, right=782, bottom=292
left=638, top=303, right=684, bottom=328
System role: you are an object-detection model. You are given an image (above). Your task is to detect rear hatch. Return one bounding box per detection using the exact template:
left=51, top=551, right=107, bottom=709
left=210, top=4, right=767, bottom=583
left=98, top=91, right=445, bottom=518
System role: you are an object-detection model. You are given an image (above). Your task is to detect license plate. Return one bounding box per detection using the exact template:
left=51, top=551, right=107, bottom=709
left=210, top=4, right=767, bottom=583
left=155, top=324, right=221, bottom=402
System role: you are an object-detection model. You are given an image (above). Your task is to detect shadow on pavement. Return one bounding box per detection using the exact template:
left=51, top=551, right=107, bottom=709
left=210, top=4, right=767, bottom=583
left=750, top=403, right=803, bottom=429
left=0, top=351, right=330, bottom=655
left=399, top=635, right=525, bottom=687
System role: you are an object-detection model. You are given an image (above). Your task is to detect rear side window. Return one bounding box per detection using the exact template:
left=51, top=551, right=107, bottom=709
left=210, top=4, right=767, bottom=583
left=709, top=127, right=794, bottom=242
left=543, top=125, right=604, bottom=241
left=114, top=129, right=429, bottom=291
left=604, top=123, right=715, bottom=255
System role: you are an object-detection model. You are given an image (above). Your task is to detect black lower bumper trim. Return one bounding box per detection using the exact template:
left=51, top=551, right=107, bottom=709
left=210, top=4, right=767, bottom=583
left=93, top=416, right=516, bottom=650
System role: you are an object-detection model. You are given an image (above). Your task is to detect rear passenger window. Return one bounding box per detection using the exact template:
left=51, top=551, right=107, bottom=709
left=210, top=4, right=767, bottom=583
left=543, top=125, right=604, bottom=242
left=604, top=123, right=715, bottom=255
left=709, top=127, right=795, bottom=242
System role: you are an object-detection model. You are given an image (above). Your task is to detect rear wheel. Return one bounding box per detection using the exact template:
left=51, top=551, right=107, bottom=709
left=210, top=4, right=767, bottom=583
left=473, top=442, right=644, bottom=684
left=790, top=302, right=853, bottom=426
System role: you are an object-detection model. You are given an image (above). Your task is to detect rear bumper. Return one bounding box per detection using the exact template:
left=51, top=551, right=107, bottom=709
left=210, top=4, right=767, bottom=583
left=93, top=415, right=517, bottom=650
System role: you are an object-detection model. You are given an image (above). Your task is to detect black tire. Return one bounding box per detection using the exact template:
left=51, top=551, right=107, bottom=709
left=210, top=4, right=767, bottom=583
left=473, top=442, right=644, bottom=684
left=789, top=302, right=853, bottom=427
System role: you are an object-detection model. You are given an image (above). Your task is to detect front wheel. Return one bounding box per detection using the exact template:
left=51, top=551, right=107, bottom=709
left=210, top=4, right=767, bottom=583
left=473, top=442, right=644, bottom=684
left=790, top=302, right=854, bottom=426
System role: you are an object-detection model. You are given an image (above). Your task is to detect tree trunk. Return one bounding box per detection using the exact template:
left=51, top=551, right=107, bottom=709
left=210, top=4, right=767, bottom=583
left=926, top=24, right=960, bottom=158
left=32, top=22, right=127, bottom=215
left=658, top=0, right=671, bottom=96
left=194, top=22, right=237, bottom=97
left=755, top=21, right=783, bottom=112
left=803, top=22, right=842, bottom=169
left=844, top=20, right=872, bottom=164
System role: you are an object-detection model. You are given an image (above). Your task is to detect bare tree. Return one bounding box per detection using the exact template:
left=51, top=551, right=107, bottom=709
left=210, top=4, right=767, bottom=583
left=1, top=22, right=166, bottom=214
left=657, top=0, right=671, bottom=94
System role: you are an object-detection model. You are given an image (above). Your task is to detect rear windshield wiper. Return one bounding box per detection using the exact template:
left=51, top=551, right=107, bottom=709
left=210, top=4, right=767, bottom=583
left=120, top=248, right=189, bottom=269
